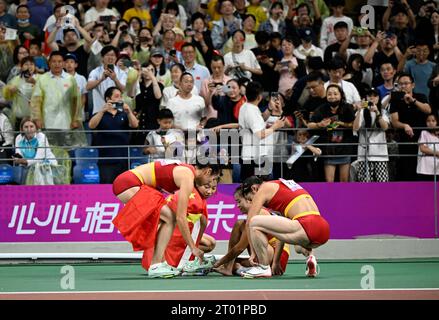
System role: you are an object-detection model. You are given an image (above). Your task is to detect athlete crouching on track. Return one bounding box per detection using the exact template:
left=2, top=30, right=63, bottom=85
left=240, top=176, right=330, bottom=278
left=111, top=159, right=220, bottom=278
left=213, top=186, right=290, bottom=277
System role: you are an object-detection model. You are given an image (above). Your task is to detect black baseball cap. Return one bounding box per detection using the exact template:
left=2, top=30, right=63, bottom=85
left=299, top=27, right=314, bottom=42
left=64, top=53, right=78, bottom=63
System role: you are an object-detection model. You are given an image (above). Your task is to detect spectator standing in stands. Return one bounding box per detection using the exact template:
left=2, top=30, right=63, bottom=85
left=167, top=72, right=206, bottom=131
left=390, top=73, right=432, bottom=181
left=382, top=0, right=416, bottom=54
left=161, top=63, right=199, bottom=108
left=323, top=21, right=356, bottom=64
left=319, top=0, right=353, bottom=51
left=296, top=71, right=328, bottom=125
left=246, top=0, right=267, bottom=31
left=3, top=56, right=38, bottom=130
left=6, top=45, right=29, bottom=84
left=181, top=42, right=210, bottom=93
left=64, top=53, right=88, bottom=125
left=258, top=1, right=286, bottom=35
left=30, top=51, right=84, bottom=147
left=239, top=81, right=285, bottom=180
left=224, top=30, right=262, bottom=81
left=417, top=113, right=439, bottom=180
left=0, top=0, right=17, bottom=29
left=376, top=62, right=397, bottom=100
left=27, top=0, right=52, bottom=31
left=86, top=45, right=128, bottom=115
left=398, top=42, right=436, bottom=99
left=275, top=37, right=299, bottom=99
left=47, top=18, right=94, bottom=78
left=188, top=12, right=214, bottom=69
left=251, top=30, right=280, bottom=94
left=83, top=0, right=120, bottom=27
left=293, top=27, right=324, bottom=61
left=132, top=62, right=164, bottom=146
left=364, top=30, right=403, bottom=87
left=353, top=88, right=390, bottom=182
left=211, top=0, right=242, bottom=51
left=0, top=106, right=14, bottom=162
left=324, top=58, right=361, bottom=107
left=199, top=55, right=231, bottom=120
left=308, top=84, right=355, bottom=182
left=88, top=86, right=138, bottom=184
left=122, top=0, right=153, bottom=29
left=16, top=4, right=42, bottom=44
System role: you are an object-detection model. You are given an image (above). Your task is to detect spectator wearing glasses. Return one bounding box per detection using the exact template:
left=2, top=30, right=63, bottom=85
left=389, top=73, right=432, bottom=181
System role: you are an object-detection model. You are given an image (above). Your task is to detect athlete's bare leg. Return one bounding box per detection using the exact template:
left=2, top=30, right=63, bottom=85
left=150, top=205, right=176, bottom=265
left=213, top=220, right=246, bottom=276
left=247, top=224, right=274, bottom=266
left=199, top=234, right=216, bottom=253
left=116, top=186, right=140, bottom=204
left=248, top=215, right=311, bottom=264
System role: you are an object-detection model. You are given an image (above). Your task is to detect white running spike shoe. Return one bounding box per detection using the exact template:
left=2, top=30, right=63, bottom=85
left=241, top=265, right=272, bottom=278
left=305, top=255, right=320, bottom=277
left=148, top=262, right=180, bottom=278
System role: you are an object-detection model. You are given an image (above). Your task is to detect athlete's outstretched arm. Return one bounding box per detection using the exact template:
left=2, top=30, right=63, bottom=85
left=176, top=177, right=204, bottom=262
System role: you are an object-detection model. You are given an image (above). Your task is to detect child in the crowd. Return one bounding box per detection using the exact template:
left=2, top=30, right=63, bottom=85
left=287, top=129, right=323, bottom=182
left=143, top=108, right=185, bottom=161
left=28, top=40, right=48, bottom=74
left=417, top=113, right=439, bottom=180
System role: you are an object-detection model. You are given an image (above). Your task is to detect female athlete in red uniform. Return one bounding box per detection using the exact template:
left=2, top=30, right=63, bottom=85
left=112, top=159, right=220, bottom=277
left=240, top=176, right=330, bottom=278
left=213, top=186, right=290, bottom=277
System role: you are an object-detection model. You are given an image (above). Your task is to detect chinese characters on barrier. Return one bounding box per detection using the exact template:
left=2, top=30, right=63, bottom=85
left=6, top=200, right=245, bottom=238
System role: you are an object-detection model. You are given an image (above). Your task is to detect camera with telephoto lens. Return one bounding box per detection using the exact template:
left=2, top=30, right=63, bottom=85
left=112, top=101, right=124, bottom=112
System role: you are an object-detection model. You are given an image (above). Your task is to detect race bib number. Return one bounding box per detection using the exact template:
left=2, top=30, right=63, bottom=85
left=157, top=159, right=182, bottom=166
left=279, top=178, right=303, bottom=192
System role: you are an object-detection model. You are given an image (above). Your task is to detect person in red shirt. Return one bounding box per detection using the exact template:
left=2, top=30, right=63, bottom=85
left=240, top=176, right=330, bottom=278
left=142, top=179, right=218, bottom=274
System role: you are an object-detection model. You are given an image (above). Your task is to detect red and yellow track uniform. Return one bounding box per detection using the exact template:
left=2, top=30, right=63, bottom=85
left=112, top=160, right=196, bottom=254
left=267, top=179, right=330, bottom=246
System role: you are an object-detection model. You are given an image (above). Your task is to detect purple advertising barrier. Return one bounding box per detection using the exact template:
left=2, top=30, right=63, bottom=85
left=0, top=182, right=437, bottom=243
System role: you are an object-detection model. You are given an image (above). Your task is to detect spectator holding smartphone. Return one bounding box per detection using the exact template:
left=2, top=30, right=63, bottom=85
left=86, top=45, right=128, bottom=115
left=3, top=56, right=38, bottom=130
left=89, top=86, right=138, bottom=184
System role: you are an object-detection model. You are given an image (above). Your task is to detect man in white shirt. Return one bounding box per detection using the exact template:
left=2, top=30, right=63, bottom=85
left=167, top=72, right=205, bottom=131
left=324, top=58, right=361, bottom=106
left=83, top=0, right=119, bottom=27
left=86, top=46, right=127, bottom=115
left=319, top=0, right=353, bottom=51
left=238, top=81, right=284, bottom=180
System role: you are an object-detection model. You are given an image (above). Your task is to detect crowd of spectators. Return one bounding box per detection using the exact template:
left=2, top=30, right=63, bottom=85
left=1, top=0, right=439, bottom=184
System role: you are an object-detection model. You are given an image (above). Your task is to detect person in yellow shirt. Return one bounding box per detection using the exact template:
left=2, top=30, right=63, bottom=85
left=246, top=0, right=268, bottom=31
left=122, top=0, right=153, bottom=29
